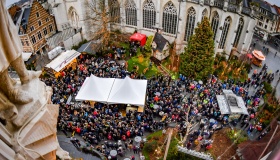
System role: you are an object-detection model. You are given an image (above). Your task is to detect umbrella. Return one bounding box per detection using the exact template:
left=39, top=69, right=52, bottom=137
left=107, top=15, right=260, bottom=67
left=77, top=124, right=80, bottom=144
left=153, top=105, right=159, bottom=109
left=209, top=118, right=216, bottom=124
left=134, top=136, right=142, bottom=142
left=199, top=80, right=203, bottom=84
left=110, top=150, right=117, bottom=156
left=190, top=84, right=195, bottom=89
left=246, top=53, right=253, bottom=59
left=155, top=92, right=161, bottom=96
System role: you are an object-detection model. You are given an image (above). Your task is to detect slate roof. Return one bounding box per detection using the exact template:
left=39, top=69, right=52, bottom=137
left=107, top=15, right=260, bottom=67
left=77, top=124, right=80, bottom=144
left=20, top=7, right=31, bottom=33
left=251, top=0, right=277, bottom=14
left=13, top=9, right=23, bottom=25
left=77, top=41, right=97, bottom=54
left=243, top=0, right=249, bottom=7
left=153, top=32, right=169, bottom=52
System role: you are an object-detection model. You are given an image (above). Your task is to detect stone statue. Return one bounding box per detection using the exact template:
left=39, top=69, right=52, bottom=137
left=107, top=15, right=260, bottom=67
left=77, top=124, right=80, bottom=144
left=0, top=0, right=41, bottom=119
left=0, top=1, right=71, bottom=159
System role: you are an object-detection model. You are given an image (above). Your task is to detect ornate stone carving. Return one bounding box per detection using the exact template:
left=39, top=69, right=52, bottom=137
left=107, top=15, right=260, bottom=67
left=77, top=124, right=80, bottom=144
left=0, top=1, right=71, bottom=159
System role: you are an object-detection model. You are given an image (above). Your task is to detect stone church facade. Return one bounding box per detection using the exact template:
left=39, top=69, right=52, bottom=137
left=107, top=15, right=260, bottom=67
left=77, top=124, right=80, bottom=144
left=48, top=0, right=257, bottom=56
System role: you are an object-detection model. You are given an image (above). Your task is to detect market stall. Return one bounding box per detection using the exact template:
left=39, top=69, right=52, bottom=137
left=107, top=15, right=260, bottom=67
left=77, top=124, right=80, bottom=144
left=252, top=50, right=265, bottom=67
left=45, top=50, right=81, bottom=78
left=130, top=33, right=147, bottom=46
left=216, top=90, right=248, bottom=122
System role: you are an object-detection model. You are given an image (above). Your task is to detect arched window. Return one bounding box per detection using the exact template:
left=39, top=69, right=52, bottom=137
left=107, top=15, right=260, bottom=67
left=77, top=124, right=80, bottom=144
left=211, top=12, right=219, bottom=40
left=125, top=0, right=137, bottom=26
left=68, top=7, right=79, bottom=28
left=184, top=7, right=196, bottom=41
left=110, top=0, right=120, bottom=23
left=143, top=0, right=156, bottom=29
left=233, top=18, right=244, bottom=47
left=219, top=17, right=231, bottom=49
left=162, top=2, right=177, bottom=34
left=201, top=9, right=208, bottom=21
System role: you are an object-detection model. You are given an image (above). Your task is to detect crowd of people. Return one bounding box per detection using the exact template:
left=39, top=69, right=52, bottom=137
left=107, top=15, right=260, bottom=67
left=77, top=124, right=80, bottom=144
left=40, top=50, right=279, bottom=159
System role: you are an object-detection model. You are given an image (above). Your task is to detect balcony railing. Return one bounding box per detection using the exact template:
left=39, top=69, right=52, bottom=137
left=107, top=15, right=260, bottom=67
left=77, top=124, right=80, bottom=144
left=241, top=7, right=251, bottom=16
left=204, top=0, right=210, bottom=6
left=213, top=0, right=224, bottom=9
left=228, top=3, right=238, bottom=13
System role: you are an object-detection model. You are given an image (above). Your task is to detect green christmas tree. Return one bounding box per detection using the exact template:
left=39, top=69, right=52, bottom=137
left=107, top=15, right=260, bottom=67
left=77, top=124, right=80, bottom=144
left=179, top=17, right=215, bottom=80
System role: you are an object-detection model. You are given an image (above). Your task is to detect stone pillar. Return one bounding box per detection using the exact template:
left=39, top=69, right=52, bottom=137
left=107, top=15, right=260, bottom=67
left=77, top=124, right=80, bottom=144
left=237, top=1, right=243, bottom=14
left=210, top=0, right=214, bottom=6
left=223, top=0, right=229, bottom=11
left=120, top=0, right=126, bottom=32
left=175, top=1, right=187, bottom=54
left=137, top=0, right=141, bottom=31
left=199, top=0, right=204, bottom=6
left=156, top=0, right=161, bottom=28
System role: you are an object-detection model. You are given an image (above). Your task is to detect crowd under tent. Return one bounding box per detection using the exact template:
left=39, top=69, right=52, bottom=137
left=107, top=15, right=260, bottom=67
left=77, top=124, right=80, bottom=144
left=44, top=50, right=80, bottom=78
left=75, top=75, right=148, bottom=112
left=216, top=90, right=248, bottom=120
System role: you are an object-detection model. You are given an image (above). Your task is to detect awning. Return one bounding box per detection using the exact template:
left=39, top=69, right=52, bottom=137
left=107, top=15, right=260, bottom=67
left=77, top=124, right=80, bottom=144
left=22, top=52, right=32, bottom=61
left=45, top=50, right=81, bottom=72
left=252, top=50, right=265, bottom=61
left=130, top=33, right=147, bottom=46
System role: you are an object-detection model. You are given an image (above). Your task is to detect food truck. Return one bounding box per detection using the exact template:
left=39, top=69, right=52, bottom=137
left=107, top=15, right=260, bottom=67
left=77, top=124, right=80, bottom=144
left=251, top=50, right=265, bottom=67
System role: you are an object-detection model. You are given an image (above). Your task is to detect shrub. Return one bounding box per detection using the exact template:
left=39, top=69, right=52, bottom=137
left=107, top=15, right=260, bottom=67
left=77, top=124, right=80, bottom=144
left=263, top=82, right=273, bottom=94
left=144, top=35, right=154, bottom=53
left=227, top=129, right=248, bottom=144
left=143, top=140, right=157, bottom=153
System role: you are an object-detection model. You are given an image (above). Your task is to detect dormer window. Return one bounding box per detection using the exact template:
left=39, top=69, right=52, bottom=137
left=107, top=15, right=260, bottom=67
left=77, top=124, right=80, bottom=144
left=30, top=26, right=35, bottom=31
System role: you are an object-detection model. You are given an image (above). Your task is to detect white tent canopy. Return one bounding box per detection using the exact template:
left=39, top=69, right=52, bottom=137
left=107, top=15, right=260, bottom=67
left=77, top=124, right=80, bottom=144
left=75, top=75, right=147, bottom=106
left=107, top=76, right=147, bottom=106
left=45, top=50, right=80, bottom=72
left=75, top=75, right=115, bottom=103
left=22, top=52, right=32, bottom=61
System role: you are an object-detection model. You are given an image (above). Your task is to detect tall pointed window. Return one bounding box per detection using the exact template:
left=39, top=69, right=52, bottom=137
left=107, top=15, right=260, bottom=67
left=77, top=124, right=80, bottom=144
left=125, top=0, right=137, bottom=26
left=211, top=12, right=219, bottom=40
left=184, top=7, right=196, bottom=41
left=201, top=9, right=208, bottom=21
left=233, top=18, right=244, bottom=47
left=110, top=0, right=120, bottom=23
left=219, top=16, right=231, bottom=49
left=162, top=2, right=177, bottom=34
left=143, top=0, right=156, bottom=29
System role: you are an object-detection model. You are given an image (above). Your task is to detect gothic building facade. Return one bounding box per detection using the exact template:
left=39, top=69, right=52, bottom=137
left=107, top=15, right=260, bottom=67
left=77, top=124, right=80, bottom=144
left=49, top=0, right=260, bottom=56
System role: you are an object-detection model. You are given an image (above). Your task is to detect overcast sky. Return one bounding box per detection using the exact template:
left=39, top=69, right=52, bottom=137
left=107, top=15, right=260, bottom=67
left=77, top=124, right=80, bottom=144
left=5, top=0, right=280, bottom=9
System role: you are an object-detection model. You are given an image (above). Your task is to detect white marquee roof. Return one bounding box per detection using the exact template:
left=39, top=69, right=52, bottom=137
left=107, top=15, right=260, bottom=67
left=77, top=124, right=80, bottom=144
left=75, top=75, right=147, bottom=106
left=22, top=52, right=32, bottom=61
left=107, top=76, right=147, bottom=106
left=45, top=50, right=80, bottom=72
left=75, top=75, right=115, bottom=103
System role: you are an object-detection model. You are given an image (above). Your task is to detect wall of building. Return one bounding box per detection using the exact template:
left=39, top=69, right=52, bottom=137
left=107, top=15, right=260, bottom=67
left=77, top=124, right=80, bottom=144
left=21, top=1, right=56, bottom=54
left=63, top=32, right=82, bottom=50
left=50, top=0, right=257, bottom=57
